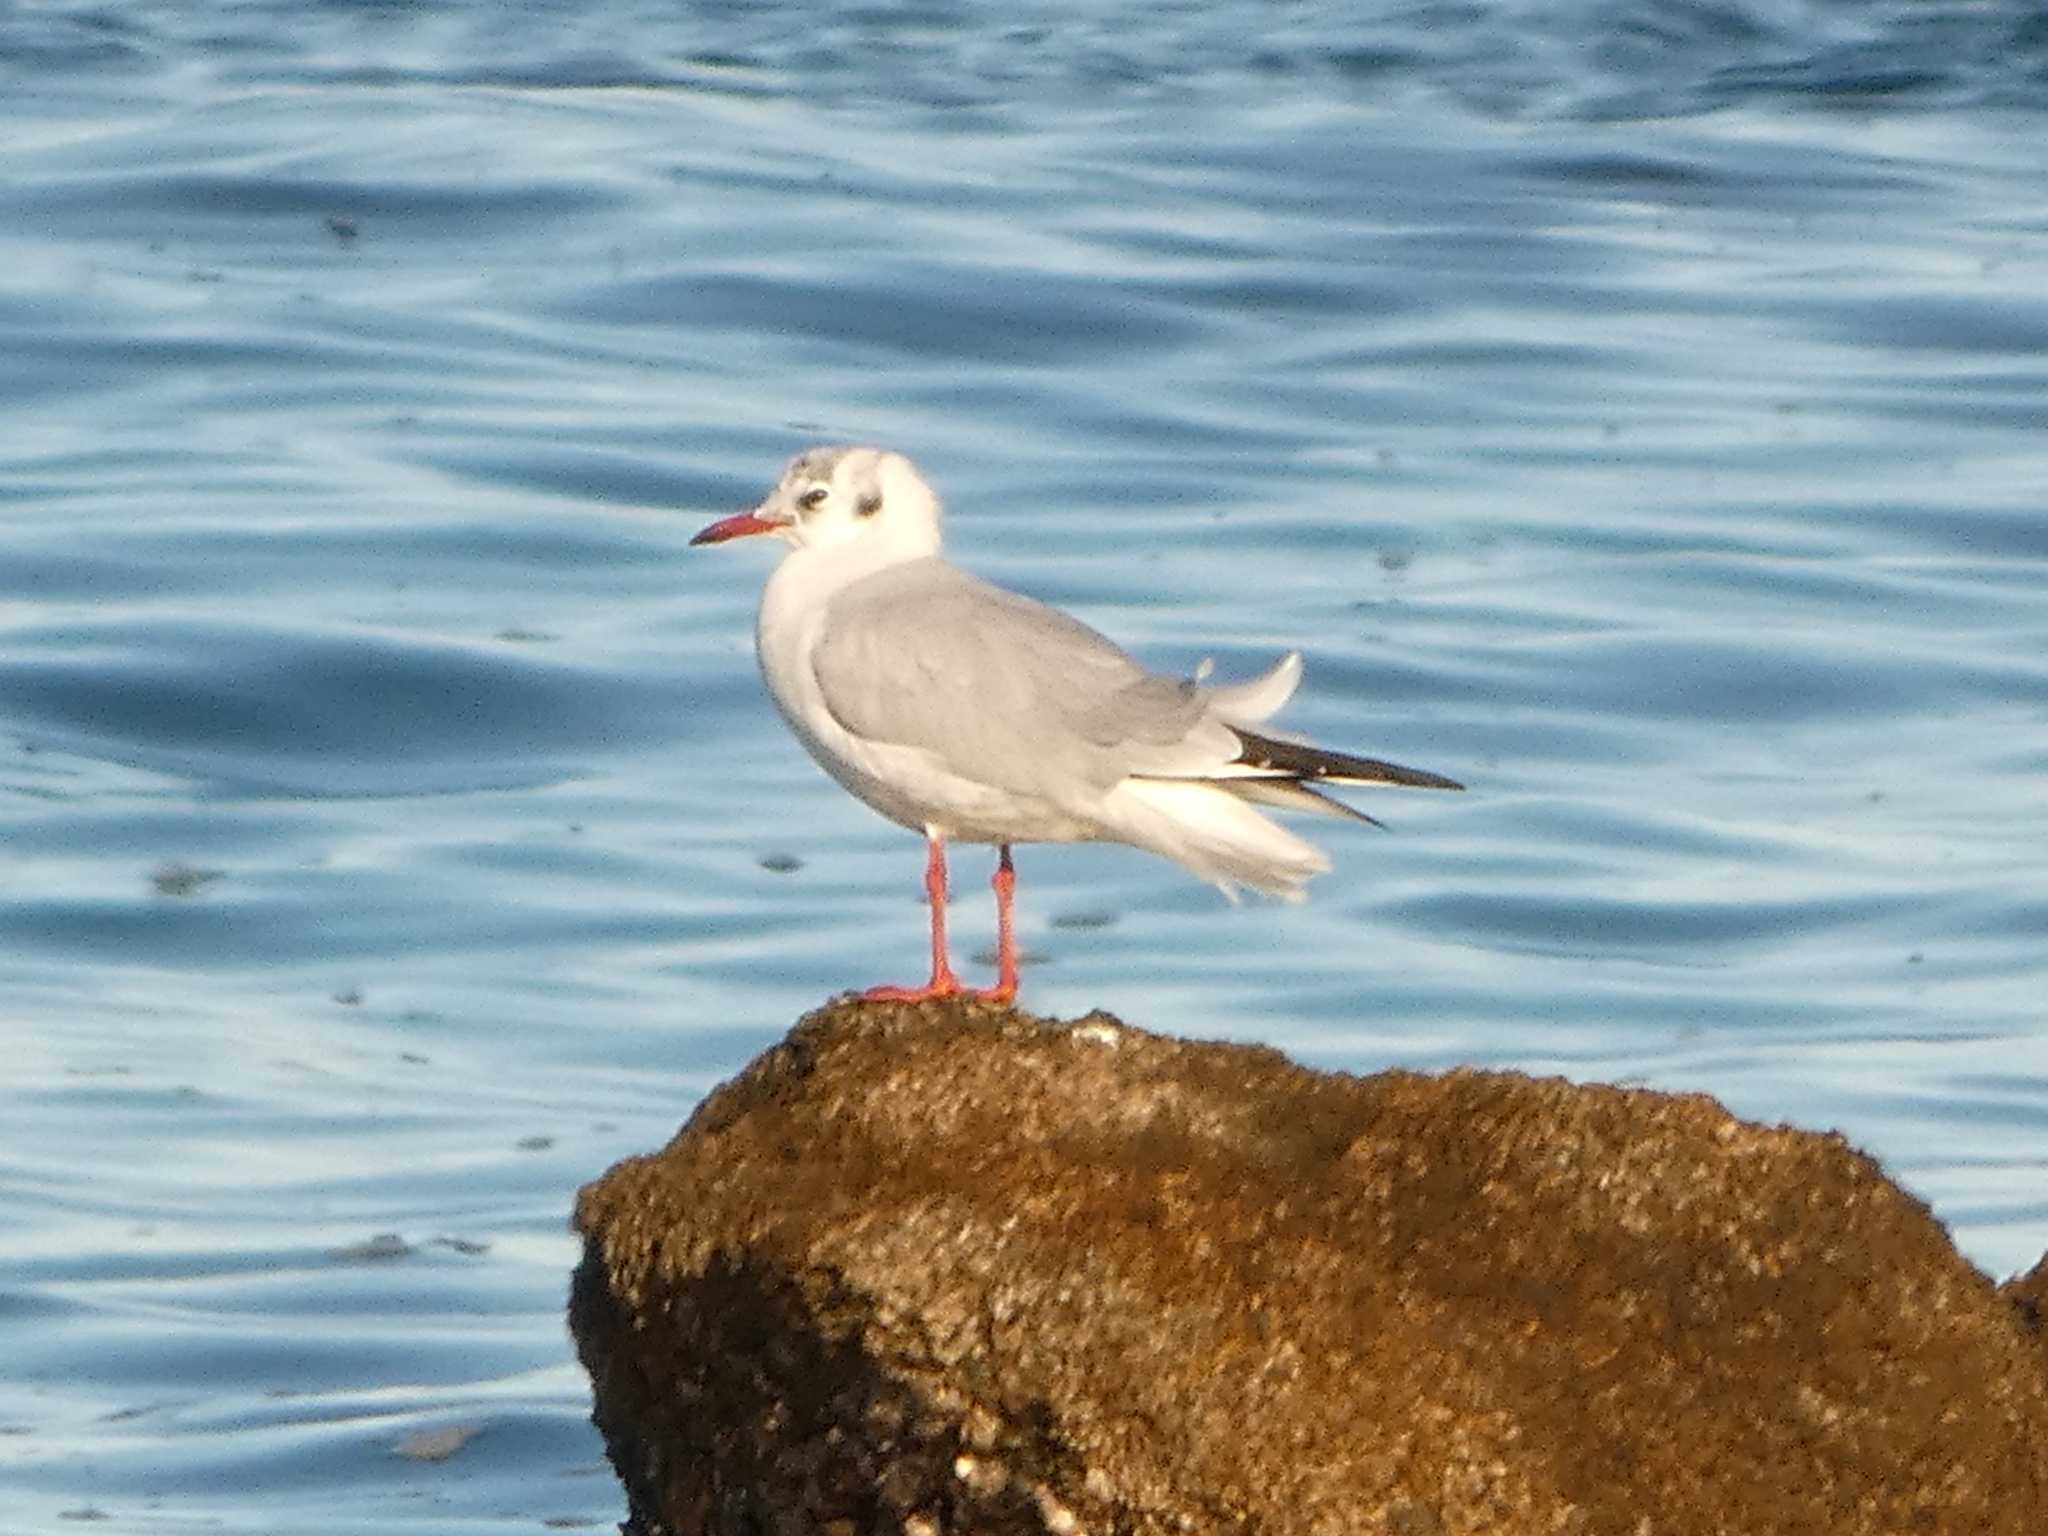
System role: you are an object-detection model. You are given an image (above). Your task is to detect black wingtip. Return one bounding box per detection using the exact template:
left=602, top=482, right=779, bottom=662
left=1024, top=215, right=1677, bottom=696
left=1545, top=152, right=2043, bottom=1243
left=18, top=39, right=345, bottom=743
left=1230, top=727, right=1464, bottom=791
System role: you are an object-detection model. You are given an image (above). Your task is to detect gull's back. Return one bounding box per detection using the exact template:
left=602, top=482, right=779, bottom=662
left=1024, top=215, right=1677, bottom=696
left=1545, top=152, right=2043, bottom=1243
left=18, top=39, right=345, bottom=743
left=812, top=558, right=1238, bottom=809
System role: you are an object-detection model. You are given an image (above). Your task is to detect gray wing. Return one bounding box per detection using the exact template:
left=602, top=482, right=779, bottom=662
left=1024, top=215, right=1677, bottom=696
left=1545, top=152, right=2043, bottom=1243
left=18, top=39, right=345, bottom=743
left=810, top=559, right=1234, bottom=801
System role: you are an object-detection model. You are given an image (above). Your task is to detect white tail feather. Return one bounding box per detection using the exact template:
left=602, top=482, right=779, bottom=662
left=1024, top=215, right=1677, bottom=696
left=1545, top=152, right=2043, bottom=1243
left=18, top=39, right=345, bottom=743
left=1205, top=651, right=1302, bottom=726
left=1102, top=777, right=1331, bottom=902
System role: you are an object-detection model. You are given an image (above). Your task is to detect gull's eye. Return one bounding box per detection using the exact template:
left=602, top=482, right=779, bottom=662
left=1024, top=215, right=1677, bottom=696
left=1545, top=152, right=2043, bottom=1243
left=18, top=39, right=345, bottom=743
left=798, top=486, right=828, bottom=511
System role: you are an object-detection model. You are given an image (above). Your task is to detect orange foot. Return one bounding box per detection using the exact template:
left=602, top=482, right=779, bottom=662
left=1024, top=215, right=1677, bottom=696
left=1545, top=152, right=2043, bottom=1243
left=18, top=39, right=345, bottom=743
left=859, top=973, right=1014, bottom=1005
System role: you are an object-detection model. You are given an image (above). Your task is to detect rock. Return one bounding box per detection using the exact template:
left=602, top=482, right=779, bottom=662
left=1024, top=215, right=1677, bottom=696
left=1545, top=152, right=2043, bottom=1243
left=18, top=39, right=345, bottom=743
left=2005, top=1253, right=2048, bottom=1367
left=570, top=999, right=2048, bottom=1535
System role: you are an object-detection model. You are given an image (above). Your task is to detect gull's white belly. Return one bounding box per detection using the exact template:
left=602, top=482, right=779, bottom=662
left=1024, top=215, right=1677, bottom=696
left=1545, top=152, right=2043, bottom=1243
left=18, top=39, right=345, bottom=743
left=799, top=729, right=1101, bottom=845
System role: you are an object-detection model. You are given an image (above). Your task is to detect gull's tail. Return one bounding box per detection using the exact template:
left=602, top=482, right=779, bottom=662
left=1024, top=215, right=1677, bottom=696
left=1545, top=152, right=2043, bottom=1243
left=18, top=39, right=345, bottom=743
left=1100, top=777, right=1331, bottom=902
left=1106, top=651, right=1463, bottom=900
left=1205, top=650, right=1304, bottom=726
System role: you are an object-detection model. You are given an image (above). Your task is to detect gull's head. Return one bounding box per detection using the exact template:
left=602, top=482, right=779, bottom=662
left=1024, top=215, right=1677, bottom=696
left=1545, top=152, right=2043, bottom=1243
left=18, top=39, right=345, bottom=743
left=691, top=446, right=943, bottom=565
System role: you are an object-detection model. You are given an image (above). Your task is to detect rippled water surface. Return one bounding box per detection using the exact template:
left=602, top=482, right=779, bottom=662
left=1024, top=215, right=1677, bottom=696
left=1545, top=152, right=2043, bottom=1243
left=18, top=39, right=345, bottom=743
left=6, top=2, right=2048, bottom=1529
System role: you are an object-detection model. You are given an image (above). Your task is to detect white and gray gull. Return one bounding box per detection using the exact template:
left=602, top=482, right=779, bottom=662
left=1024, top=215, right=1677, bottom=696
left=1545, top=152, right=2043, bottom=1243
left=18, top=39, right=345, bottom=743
left=693, top=446, right=1462, bottom=1003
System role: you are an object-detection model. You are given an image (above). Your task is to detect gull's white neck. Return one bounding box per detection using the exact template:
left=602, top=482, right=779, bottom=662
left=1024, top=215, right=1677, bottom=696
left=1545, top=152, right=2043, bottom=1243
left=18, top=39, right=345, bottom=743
left=762, top=534, right=930, bottom=625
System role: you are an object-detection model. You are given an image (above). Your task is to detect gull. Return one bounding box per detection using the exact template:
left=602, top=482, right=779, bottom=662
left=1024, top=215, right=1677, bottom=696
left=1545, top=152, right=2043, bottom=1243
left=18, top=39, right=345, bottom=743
left=692, top=447, right=1462, bottom=1003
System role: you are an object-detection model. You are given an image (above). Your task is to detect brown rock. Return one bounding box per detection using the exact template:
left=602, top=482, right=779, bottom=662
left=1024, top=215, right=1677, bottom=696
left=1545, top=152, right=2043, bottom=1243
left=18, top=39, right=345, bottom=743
left=570, top=999, right=2048, bottom=1535
left=2005, top=1253, right=2048, bottom=1364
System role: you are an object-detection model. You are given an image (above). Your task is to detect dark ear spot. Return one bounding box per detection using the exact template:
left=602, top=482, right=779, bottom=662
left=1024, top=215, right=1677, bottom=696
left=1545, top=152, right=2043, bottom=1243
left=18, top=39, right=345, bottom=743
left=855, top=492, right=882, bottom=518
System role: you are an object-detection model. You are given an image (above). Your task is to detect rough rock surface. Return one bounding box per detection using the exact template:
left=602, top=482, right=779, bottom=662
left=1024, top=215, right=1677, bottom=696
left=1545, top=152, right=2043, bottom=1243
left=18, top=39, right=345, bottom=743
left=571, top=999, right=2048, bottom=1535
left=2006, top=1252, right=2048, bottom=1368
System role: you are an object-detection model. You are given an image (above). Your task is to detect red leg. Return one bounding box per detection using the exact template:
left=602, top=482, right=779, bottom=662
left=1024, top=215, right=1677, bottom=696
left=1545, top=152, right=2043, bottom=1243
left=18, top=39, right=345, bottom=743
left=981, top=845, right=1018, bottom=1004
left=858, top=838, right=1020, bottom=1006
left=860, top=832, right=967, bottom=1002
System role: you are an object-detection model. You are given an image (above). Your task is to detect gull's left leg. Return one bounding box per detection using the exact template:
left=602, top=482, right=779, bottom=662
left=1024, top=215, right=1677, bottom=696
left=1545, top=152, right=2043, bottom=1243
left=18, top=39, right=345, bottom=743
left=975, top=844, right=1019, bottom=1005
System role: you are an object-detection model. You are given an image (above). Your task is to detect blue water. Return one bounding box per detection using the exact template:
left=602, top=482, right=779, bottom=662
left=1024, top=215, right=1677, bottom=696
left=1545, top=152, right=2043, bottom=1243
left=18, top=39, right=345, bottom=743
left=5, top=2, right=2047, bottom=1529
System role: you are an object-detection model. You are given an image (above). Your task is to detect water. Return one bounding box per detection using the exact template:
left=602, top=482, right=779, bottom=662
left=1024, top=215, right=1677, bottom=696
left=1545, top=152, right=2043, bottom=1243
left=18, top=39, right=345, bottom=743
left=5, top=2, right=2047, bottom=1529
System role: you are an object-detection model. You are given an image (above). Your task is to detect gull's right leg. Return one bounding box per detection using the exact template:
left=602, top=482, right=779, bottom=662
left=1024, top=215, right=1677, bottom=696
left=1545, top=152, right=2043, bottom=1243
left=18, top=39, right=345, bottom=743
left=860, top=830, right=968, bottom=1002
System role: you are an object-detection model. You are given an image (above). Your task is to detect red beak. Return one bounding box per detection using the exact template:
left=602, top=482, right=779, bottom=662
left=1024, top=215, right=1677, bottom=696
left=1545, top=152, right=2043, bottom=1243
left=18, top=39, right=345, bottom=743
left=690, top=511, right=780, bottom=546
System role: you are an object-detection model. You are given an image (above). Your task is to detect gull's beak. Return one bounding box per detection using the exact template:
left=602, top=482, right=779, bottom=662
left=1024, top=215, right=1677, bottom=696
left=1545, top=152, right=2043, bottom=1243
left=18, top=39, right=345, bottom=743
left=690, top=507, right=783, bottom=546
